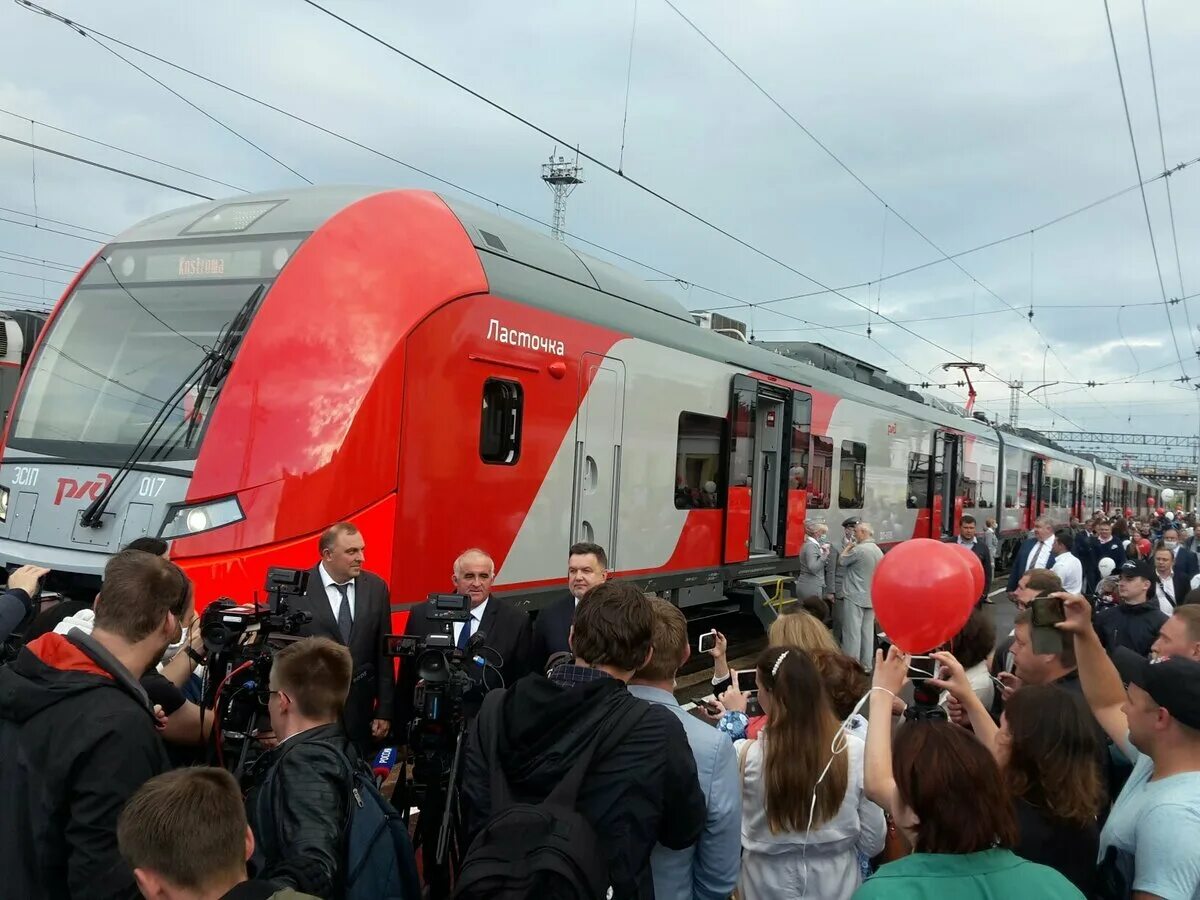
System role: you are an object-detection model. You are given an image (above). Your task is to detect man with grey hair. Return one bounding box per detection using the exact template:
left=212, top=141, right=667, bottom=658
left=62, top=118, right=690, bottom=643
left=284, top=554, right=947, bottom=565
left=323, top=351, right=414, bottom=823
left=795, top=521, right=828, bottom=602
left=839, top=521, right=883, bottom=671
left=1007, top=515, right=1057, bottom=595
left=296, top=521, right=393, bottom=752
left=394, top=548, right=532, bottom=729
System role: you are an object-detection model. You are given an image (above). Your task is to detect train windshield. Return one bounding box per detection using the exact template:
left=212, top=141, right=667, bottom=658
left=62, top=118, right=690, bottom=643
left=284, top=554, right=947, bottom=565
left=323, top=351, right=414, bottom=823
left=8, top=235, right=303, bottom=463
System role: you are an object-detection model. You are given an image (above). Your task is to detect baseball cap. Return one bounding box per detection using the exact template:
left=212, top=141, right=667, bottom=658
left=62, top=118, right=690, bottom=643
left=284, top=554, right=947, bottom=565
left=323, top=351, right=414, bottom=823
left=1113, top=648, right=1200, bottom=730
left=1119, top=559, right=1154, bottom=580
left=841, top=516, right=861, bottom=529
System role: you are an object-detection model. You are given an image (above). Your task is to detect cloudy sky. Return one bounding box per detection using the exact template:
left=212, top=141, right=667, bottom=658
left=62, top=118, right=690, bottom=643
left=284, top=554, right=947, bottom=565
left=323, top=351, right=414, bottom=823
left=2, top=0, right=1199, bottom=465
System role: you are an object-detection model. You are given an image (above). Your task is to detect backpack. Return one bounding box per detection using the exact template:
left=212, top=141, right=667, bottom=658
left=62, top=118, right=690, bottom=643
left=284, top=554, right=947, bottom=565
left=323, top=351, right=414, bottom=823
left=342, top=759, right=421, bottom=900
left=250, top=736, right=419, bottom=900
left=453, top=690, right=647, bottom=900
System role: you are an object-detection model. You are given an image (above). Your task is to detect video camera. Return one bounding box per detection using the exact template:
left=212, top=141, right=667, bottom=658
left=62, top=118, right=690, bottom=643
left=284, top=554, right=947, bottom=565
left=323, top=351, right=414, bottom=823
left=386, top=593, right=488, bottom=896
left=201, top=567, right=313, bottom=778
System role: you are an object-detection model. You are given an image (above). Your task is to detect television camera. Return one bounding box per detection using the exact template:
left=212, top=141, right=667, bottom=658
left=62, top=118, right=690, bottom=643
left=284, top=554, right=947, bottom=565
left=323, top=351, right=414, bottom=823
left=200, top=567, right=313, bottom=780
left=387, top=593, right=490, bottom=898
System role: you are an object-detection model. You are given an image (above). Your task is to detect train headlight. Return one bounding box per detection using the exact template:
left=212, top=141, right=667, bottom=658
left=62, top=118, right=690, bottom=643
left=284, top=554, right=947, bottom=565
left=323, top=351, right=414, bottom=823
left=159, top=496, right=243, bottom=539
left=0, top=486, right=8, bottom=523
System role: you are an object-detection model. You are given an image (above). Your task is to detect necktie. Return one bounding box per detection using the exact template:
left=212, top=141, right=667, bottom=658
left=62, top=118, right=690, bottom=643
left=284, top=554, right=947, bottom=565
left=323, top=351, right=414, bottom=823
left=457, top=614, right=474, bottom=651
left=334, top=583, right=353, bottom=643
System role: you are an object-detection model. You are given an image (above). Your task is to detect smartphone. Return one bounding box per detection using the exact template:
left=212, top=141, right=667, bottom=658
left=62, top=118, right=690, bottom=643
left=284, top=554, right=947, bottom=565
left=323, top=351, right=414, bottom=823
left=1031, top=594, right=1065, bottom=655
left=698, top=631, right=717, bottom=654
left=695, top=699, right=721, bottom=715
left=736, top=670, right=758, bottom=694
left=907, top=655, right=937, bottom=679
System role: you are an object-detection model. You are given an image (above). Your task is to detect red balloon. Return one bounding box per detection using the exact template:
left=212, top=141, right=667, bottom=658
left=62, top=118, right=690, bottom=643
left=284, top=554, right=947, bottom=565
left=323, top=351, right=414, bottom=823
left=1147, top=496, right=1156, bottom=507
left=947, top=542, right=986, bottom=600
left=871, top=539, right=976, bottom=653
left=1157, top=507, right=1165, bottom=516
left=1124, top=508, right=1133, bottom=518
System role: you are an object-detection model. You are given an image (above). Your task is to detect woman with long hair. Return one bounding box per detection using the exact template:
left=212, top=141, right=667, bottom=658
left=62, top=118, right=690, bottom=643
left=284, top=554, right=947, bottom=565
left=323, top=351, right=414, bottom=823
left=924, top=652, right=1102, bottom=895
left=737, top=646, right=885, bottom=900
left=711, top=610, right=840, bottom=738
left=860, top=647, right=1084, bottom=899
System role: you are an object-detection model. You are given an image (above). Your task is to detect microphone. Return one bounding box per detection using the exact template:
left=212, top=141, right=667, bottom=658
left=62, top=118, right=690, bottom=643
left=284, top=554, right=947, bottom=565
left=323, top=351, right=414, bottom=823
left=466, top=629, right=488, bottom=654
left=372, top=746, right=400, bottom=785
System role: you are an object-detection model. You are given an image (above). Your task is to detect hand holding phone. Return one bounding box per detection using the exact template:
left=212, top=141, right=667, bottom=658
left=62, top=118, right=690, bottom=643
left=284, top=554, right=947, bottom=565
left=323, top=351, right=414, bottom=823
left=698, top=631, right=717, bottom=654
left=735, top=669, right=758, bottom=694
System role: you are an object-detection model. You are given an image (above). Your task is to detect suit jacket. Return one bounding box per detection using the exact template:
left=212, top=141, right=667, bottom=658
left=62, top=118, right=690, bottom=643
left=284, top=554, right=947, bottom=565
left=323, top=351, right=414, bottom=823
left=1173, top=546, right=1200, bottom=583
left=292, top=565, right=394, bottom=748
left=944, top=536, right=993, bottom=600
left=795, top=540, right=827, bottom=602
left=394, top=594, right=533, bottom=733
left=1006, top=538, right=1056, bottom=592
left=530, top=593, right=575, bottom=673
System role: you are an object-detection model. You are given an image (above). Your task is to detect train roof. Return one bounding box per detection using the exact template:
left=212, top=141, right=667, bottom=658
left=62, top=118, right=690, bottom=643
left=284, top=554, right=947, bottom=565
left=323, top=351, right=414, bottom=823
left=108, top=186, right=1149, bottom=478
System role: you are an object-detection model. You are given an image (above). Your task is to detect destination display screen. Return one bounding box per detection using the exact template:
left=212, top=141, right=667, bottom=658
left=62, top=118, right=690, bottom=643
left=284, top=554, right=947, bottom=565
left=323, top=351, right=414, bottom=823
left=86, top=236, right=305, bottom=285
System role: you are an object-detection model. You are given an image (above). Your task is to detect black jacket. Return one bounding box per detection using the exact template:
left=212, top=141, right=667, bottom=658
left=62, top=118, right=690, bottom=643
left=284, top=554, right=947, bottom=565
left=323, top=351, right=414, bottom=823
left=944, top=536, right=993, bottom=600
left=530, top=593, right=575, bottom=672
left=0, top=629, right=170, bottom=900
left=1094, top=601, right=1168, bottom=658
left=292, top=566, right=394, bottom=749
left=0, top=587, right=32, bottom=644
left=395, top=594, right=533, bottom=729
left=248, top=722, right=354, bottom=899
left=461, top=671, right=706, bottom=900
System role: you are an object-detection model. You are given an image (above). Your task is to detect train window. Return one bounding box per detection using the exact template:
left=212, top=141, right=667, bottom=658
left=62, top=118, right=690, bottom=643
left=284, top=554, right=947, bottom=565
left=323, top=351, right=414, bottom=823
left=1005, top=470, right=1018, bottom=509
left=808, top=436, right=833, bottom=509
left=1018, top=472, right=1029, bottom=508
left=791, top=396, right=811, bottom=490
left=962, top=462, right=979, bottom=509
left=979, top=465, right=995, bottom=509
left=479, top=378, right=523, bottom=464
left=907, top=452, right=932, bottom=509
left=839, top=441, right=866, bottom=509
left=675, top=412, right=724, bottom=510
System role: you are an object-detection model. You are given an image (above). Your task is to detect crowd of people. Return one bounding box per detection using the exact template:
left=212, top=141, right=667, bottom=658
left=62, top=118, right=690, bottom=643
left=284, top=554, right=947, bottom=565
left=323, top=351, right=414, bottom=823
left=1, top=507, right=1200, bottom=900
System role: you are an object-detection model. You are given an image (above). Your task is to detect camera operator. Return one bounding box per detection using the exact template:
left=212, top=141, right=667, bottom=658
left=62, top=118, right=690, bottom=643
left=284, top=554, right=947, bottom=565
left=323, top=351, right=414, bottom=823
left=119, top=767, right=319, bottom=900
left=0, top=549, right=182, bottom=899
left=292, top=523, right=394, bottom=753
left=246, top=636, right=355, bottom=898
left=395, top=548, right=532, bottom=728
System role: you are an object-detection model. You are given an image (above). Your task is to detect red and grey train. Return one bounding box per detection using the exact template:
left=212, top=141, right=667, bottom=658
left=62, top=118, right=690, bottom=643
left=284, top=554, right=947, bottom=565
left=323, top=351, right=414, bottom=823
left=0, top=187, right=1160, bottom=615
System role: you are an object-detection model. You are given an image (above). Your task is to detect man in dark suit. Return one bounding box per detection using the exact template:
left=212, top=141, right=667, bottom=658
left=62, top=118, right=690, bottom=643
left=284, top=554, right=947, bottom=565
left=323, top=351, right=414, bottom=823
left=945, top=514, right=993, bottom=605
left=1006, top=516, right=1057, bottom=595
left=394, top=548, right=533, bottom=732
left=530, top=541, right=608, bottom=672
left=291, top=522, right=393, bottom=752
left=1163, top=525, right=1200, bottom=586
left=1089, top=519, right=1127, bottom=590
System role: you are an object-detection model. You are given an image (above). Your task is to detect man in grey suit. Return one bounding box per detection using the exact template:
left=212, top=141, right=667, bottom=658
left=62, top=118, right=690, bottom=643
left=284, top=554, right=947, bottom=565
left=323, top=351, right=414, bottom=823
left=825, top=516, right=860, bottom=641
left=838, top=521, right=883, bottom=671
left=796, top=522, right=828, bottom=603
left=293, top=522, right=394, bottom=751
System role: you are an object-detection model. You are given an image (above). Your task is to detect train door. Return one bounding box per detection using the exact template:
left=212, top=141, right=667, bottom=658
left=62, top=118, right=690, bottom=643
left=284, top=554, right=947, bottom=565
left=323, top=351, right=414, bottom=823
left=571, top=353, right=625, bottom=562
left=724, top=374, right=790, bottom=563
left=1027, top=457, right=1045, bottom=527
left=1072, top=468, right=1085, bottom=521
left=782, top=392, right=812, bottom=556
left=934, top=430, right=963, bottom=538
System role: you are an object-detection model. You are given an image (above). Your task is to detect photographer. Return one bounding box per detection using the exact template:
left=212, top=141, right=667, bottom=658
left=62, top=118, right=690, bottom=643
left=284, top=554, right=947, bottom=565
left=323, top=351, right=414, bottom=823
left=0, top=549, right=181, bottom=899
left=247, top=637, right=355, bottom=898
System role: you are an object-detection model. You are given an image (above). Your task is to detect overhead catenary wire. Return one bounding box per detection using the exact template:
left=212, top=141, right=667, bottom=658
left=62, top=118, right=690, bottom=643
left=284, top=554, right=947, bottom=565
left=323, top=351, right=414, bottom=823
left=0, top=214, right=103, bottom=244
left=14, top=1, right=1084, bottom=422
left=1139, top=0, right=1196, bottom=358
left=1102, top=0, right=1188, bottom=383
left=0, top=134, right=213, bottom=200
left=0, top=204, right=112, bottom=238
left=0, top=106, right=250, bottom=193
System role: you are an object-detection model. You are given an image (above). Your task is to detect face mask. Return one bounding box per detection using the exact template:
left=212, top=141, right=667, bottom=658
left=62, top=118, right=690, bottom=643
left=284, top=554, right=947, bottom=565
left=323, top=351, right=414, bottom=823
left=1165, top=540, right=1179, bottom=550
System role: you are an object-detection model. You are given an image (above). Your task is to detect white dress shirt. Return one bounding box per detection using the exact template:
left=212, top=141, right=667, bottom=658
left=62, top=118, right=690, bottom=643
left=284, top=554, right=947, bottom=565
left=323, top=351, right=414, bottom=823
left=1026, top=537, right=1054, bottom=572
left=1051, top=550, right=1083, bottom=594
left=319, top=562, right=355, bottom=623
left=453, top=597, right=488, bottom=646
left=1158, top=576, right=1176, bottom=614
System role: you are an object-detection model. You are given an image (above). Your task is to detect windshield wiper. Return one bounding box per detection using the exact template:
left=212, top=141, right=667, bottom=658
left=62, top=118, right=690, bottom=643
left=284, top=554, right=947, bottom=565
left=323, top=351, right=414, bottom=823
left=79, top=284, right=264, bottom=529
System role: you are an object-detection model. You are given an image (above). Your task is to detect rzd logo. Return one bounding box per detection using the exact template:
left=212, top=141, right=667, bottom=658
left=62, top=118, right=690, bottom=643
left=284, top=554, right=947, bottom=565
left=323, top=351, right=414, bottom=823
left=53, top=473, right=113, bottom=506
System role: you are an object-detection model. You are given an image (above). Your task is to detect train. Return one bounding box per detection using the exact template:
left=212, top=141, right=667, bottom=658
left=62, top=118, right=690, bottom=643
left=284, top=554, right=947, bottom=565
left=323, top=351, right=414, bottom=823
left=0, top=310, right=46, bottom=431
left=0, top=186, right=1165, bottom=615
